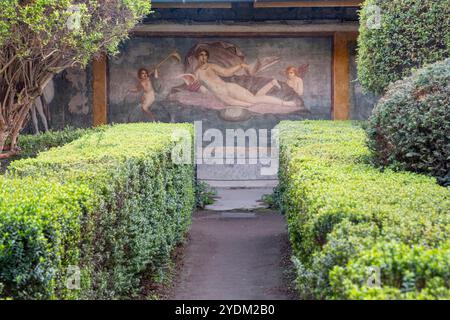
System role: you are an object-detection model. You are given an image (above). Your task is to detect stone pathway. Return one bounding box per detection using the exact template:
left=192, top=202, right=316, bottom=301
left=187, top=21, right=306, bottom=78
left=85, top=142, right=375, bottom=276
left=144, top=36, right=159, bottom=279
left=170, top=187, right=296, bottom=300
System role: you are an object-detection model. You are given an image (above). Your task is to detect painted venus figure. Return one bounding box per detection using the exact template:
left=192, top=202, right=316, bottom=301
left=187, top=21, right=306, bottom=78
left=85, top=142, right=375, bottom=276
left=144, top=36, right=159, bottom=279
left=193, top=49, right=298, bottom=108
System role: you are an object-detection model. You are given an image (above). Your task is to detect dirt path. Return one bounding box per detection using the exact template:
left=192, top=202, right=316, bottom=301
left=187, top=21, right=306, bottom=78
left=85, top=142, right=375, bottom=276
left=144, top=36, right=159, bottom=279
left=170, top=210, right=297, bottom=300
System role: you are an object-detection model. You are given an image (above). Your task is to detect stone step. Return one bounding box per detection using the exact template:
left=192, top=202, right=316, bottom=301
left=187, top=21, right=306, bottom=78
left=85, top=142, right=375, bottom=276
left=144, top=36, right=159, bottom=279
left=200, top=179, right=278, bottom=188
left=205, top=187, right=274, bottom=211
left=197, top=163, right=278, bottom=180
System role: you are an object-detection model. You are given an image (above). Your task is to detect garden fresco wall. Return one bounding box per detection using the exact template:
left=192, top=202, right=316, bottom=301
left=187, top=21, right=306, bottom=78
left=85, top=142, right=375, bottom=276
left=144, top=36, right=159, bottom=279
left=44, top=66, right=92, bottom=129
left=23, top=67, right=92, bottom=133
left=108, top=36, right=333, bottom=133
left=29, top=6, right=379, bottom=132
left=35, top=37, right=379, bottom=133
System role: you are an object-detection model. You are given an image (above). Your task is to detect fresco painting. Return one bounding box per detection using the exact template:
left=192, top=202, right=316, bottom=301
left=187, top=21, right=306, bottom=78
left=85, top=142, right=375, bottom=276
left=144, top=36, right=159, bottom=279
left=109, top=37, right=333, bottom=126
left=43, top=67, right=93, bottom=130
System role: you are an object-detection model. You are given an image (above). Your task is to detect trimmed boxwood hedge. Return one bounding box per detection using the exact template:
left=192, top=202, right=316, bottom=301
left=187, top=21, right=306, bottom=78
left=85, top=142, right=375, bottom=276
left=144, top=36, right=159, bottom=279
left=15, top=127, right=98, bottom=159
left=367, top=59, right=450, bottom=186
left=358, top=0, right=450, bottom=95
left=1, top=123, right=195, bottom=299
left=277, top=120, right=450, bottom=299
left=0, top=177, right=92, bottom=299
left=1, top=127, right=96, bottom=174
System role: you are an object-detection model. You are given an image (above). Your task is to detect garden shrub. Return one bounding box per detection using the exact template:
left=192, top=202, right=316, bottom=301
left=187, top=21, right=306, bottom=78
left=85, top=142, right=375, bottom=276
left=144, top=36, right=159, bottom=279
left=1, top=127, right=96, bottom=174
left=367, top=59, right=450, bottom=185
left=358, top=0, right=450, bottom=95
left=1, top=123, right=195, bottom=299
left=278, top=120, right=450, bottom=299
left=15, top=127, right=99, bottom=159
left=0, top=177, right=92, bottom=299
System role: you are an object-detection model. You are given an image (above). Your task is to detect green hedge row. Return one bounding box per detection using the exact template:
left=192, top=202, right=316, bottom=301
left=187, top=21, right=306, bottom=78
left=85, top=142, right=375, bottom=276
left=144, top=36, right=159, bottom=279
left=1, top=127, right=96, bottom=174
left=358, top=0, right=450, bottom=95
left=15, top=127, right=98, bottom=159
left=277, top=121, right=450, bottom=299
left=0, top=123, right=195, bottom=299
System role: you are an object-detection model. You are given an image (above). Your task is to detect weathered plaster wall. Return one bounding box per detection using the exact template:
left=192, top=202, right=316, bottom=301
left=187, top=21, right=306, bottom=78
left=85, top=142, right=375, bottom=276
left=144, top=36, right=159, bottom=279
left=348, top=41, right=379, bottom=120
left=23, top=67, right=92, bottom=134
left=47, top=67, right=92, bottom=129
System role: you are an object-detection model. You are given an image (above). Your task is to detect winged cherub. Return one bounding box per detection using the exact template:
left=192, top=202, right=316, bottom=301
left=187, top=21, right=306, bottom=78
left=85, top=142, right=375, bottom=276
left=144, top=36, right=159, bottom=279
left=127, top=67, right=158, bottom=120
left=284, top=64, right=309, bottom=97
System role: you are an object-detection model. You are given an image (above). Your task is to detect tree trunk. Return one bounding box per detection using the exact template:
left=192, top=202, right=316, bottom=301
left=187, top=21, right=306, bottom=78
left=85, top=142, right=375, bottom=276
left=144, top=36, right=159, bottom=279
left=12, top=102, right=32, bottom=147
left=1, top=38, right=66, bottom=159
left=0, top=100, right=32, bottom=159
left=0, top=115, right=9, bottom=158
left=0, top=130, right=7, bottom=152
left=0, top=129, right=12, bottom=159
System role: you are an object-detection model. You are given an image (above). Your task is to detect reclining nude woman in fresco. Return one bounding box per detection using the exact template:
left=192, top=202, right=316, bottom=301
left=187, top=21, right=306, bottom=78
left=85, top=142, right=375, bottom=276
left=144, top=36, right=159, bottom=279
left=192, top=49, right=296, bottom=108
left=173, top=41, right=309, bottom=113
left=116, top=41, right=310, bottom=121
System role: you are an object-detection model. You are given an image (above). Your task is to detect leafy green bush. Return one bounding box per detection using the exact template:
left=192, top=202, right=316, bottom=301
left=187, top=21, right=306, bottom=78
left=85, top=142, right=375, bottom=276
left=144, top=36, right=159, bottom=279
left=1, top=123, right=195, bottom=299
left=278, top=120, right=450, bottom=299
left=367, top=59, right=450, bottom=185
left=0, top=177, right=92, bottom=299
left=1, top=127, right=96, bottom=174
left=15, top=127, right=99, bottom=159
left=358, top=0, right=450, bottom=94
left=330, top=241, right=450, bottom=299
left=195, top=181, right=216, bottom=209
